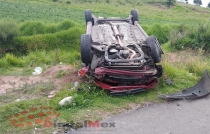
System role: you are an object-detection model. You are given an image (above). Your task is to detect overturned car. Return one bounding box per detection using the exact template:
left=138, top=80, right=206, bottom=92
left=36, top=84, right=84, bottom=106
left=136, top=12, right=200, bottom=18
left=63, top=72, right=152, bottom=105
left=78, top=9, right=164, bottom=95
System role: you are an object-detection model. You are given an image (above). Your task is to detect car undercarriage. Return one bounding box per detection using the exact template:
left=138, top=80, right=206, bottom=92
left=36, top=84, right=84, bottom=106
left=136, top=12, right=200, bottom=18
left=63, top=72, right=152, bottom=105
left=78, top=9, right=164, bottom=95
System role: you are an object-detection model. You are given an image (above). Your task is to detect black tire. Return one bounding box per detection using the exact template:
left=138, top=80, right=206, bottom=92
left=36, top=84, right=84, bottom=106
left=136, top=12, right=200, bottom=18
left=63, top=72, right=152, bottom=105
left=80, top=34, right=92, bottom=65
left=146, top=36, right=162, bottom=63
left=85, top=9, right=94, bottom=25
left=131, top=9, right=139, bottom=25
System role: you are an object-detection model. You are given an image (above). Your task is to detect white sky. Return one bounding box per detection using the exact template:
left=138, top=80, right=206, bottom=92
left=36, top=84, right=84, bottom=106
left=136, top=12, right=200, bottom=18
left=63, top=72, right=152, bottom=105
left=178, top=0, right=210, bottom=7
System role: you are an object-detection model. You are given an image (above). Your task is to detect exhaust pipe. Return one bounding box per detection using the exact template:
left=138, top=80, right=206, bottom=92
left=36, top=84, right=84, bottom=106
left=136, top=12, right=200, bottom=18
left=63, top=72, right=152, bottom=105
left=112, top=24, right=136, bottom=59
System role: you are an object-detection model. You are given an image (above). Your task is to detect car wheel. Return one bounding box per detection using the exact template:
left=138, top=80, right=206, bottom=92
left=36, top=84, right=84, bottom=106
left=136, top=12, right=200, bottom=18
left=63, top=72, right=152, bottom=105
left=146, top=36, right=163, bottom=63
left=80, top=34, right=92, bottom=65
left=85, top=9, right=94, bottom=25
left=131, top=9, right=139, bottom=25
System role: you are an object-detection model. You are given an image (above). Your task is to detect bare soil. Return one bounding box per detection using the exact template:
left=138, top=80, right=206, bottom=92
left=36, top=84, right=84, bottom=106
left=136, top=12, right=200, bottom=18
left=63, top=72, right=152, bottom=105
left=163, top=50, right=200, bottom=64
left=185, top=6, right=210, bottom=14
left=149, top=3, right=174, bottom=10
left=0, top=65, right=82, bottom=95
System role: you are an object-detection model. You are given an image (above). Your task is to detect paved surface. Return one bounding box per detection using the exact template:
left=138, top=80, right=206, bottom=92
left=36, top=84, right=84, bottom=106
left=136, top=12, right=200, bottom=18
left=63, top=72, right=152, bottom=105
left=73, top=98, right=210, bottom=134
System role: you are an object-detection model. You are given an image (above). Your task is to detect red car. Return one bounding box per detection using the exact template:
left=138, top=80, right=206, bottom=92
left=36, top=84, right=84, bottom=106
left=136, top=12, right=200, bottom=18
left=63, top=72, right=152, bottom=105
left=78, top=9, right=164, bottom=95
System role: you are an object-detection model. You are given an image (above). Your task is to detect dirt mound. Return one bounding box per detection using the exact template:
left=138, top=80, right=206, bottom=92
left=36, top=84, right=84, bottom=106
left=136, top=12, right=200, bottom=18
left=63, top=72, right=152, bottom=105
left=44, top=65, right=73, bottom=77
left=0, top=65, right=81, bottom=95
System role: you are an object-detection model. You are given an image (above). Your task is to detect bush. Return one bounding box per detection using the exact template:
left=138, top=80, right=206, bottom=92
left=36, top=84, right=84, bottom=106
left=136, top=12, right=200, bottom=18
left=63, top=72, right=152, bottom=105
left=0, top=53, right=24, bottom=67
left=66, top=1, right=71, bottom=4
left=147, top=23, right=171, bottom=44
left=20, top=20, right=76, bottom=36
left=169, top=23, right=210, bottom=51
left=13, top=27, right=84, bottom=53
left=45, top=24, right=57, bottom=34
left=169, top=24, right=189, bottom=50
left=193, top=23, right=210, bottom=50
left=57, top=20, right=75, bottom=31
left=2, top=20, right=80, bottom=56
left=106, top=0, right=110, bottom=3
left=20, top=21, right=45, bottom=36
left=0, top=20, right=19, bottom=44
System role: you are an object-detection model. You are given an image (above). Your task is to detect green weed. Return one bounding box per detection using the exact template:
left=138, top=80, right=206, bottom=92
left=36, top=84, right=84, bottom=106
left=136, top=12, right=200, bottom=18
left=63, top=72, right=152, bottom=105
left=169, top=23, right=210, bottom=51
left=56, top=70, right=67, bottom=78
left=147, top=23, right=172, bottom=44
left=14, top=27, right=84, bottom=54
left=0, top=20, right=19, bottom=45
left=19, top=81, right=55, bottom=93
left=0, top=53, right=25, bottom=67
left=20, top=20, right=76, bottom=36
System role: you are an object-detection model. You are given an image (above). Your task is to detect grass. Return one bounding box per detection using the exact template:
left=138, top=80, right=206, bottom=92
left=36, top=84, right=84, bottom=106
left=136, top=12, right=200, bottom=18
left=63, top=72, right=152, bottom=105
left=56, top=70, right=68, bottom=78
left=1, top=45, right=209, bottom=133
left=0, top=81, right=55, bottom=105
left=0, top=48, right=80, bottom=76
left=0, top=0, right=210, bottom=133
left=162, top=43, right=210, bottom=76
left=0, top=1, right=209, bottom=25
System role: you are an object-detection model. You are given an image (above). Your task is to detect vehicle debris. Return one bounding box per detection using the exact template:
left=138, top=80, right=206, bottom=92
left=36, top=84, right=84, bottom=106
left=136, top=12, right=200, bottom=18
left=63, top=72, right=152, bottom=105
left=78, top=9, right=164, bottom=95
left=16, top=99, right=21, bottom=102
left=59, top=96, right=73, bottom=106
left=69, top=81, right=79, bottom=90
left=32, top=67, right=42, bottom=75
left=77, top=88, right=83, bottom=92
left=159, top=70, right=210, bottom=100
left=165, top=78, right=174, bottom=85
left=48, top=91, right=56, bottom=98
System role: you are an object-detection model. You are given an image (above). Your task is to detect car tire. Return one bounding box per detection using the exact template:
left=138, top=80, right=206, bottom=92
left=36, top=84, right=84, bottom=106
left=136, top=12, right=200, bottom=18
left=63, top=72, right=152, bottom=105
left=80, top=34, right=92, bottom=65
left=146, top=36, right=162, bottom=63
left=85, top=9, right=94, bottom=25
left=131, top=9, right=139, bottom=25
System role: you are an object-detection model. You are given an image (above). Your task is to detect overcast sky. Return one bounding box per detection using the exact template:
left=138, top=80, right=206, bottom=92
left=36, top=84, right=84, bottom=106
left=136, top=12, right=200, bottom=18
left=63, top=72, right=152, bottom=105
left=179, top=0, right=210, bottom=7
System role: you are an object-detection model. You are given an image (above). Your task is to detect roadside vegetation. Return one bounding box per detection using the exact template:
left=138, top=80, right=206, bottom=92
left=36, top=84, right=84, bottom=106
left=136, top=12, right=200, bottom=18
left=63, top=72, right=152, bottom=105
left=0, top=0, right=210, bottom=133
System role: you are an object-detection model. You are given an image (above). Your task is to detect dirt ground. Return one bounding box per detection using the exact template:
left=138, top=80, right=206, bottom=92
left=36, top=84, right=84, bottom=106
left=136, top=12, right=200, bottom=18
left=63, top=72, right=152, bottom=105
left=0, top=65, right=82, bottom=95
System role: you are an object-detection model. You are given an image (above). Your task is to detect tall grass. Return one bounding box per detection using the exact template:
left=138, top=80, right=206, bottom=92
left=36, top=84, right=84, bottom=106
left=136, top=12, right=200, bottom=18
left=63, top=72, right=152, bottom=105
left=0, top=20, right=19, bottom=45
left=20, top=20, right=76, bottom=36
left=0, top=48, right=80, bottom=72
left=147, top=23, right=173, bottom=44
left=0, top=53, right=24, bottom=67
left=13, top=26, right=84, bottom=54
left=169, top=23, right=210, bottom=51
left=163, top=45, right=210, bottom=76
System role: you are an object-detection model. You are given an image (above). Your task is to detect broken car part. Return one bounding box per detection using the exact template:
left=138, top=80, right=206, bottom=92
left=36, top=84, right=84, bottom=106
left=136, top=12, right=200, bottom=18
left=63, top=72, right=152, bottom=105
left=159, top=70, right=210, bottom=100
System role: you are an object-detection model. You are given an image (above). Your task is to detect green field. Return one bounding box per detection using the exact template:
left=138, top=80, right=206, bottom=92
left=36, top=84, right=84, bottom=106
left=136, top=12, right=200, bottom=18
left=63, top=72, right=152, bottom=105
left=0, top=0, right=210, bottom=24
left=0, top=0, right=210, bottom=133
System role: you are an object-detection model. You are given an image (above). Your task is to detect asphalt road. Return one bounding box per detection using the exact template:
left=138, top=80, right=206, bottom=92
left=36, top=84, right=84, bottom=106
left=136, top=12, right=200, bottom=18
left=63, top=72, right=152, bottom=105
left=72, top=98, right=210, bottom=134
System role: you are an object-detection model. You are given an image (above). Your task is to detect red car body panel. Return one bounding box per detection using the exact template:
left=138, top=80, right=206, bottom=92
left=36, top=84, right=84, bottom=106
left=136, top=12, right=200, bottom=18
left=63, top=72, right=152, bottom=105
left=79, top=67, right=158, bottom=91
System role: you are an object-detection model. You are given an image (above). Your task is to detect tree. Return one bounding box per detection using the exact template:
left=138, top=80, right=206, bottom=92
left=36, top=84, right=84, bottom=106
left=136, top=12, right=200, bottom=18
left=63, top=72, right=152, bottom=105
left=166, top=0, right=176, bottom=8
left=106, top=0, right=110, bottom=3
left=185, top=0, right=188, bottom=4
left=208, top=2, right=210, bottom=8
left=193, top=0, right=202, bottom=6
